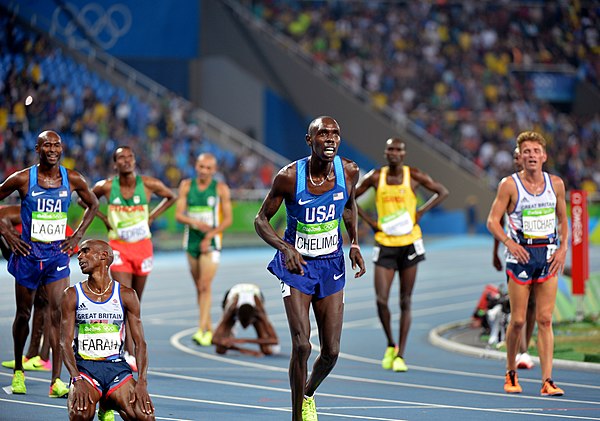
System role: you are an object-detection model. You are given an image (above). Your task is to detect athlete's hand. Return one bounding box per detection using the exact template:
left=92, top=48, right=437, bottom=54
left=69, top=380, right=94, bottom=412
left=61, top=233, right=82, bottom=255
left=505, top=240, right=529, bottom=264
left=131, top=383, right=155, bottom=415
left=548, top=246, right=567, bottom=276
left=493, top=253, right=502, bottom=271
left=350, top=247, right=366, bottom=278
left=282, top=246, right=307, bottom=275
left=3, top=230, right=30, bottom=256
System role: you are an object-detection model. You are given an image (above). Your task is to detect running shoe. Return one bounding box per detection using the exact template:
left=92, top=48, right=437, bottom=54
left=98, top=408, right=115, bottom=421
left=124, top=351, right=138, bottom=372
left=192, top=329, right=204, bottom=345
left=392, top=356, right=408, bottom=372
left=504, top=370, right=522, bottom=393
left=199, top=330, right=213, bottom=347
left=2, top=356, right=26, bottom=369
left=301, top=396, right=318, bottom=421
left=49, top=378, right=69, bottom=398
left=541, top=378, right=564, bottom=396
left=22, top=356, right=51, bottom=371
left=516, top=352, right=534, bottom=370
left=381, top=347, right=396, bottom=370
left=11, top=370, right=26, bottom=394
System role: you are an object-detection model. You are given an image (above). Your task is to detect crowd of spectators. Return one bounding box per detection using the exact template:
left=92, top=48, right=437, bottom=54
left=249, top=0, right=600, bottom=192
left=0, top=13, right=275, bottom=202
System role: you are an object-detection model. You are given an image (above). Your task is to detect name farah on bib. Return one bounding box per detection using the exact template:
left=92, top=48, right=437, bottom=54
left=77, top=322, right=121, bottom=360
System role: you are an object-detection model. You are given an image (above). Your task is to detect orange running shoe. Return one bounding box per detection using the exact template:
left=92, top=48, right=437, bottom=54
left=541, top=378, right=564, bottom=396
left=504, top=370, right=522, bottom=393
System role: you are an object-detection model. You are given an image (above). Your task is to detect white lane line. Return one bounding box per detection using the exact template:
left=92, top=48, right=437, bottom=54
left=169, top=328, right=600, bottom=410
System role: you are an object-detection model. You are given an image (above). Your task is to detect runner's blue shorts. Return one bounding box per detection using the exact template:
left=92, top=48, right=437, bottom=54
left=8, top=252, right=70, bottom=289
left=76, top=359, right=133, bottom=398
left=506, top=244, right=556, bottom=285
left=268, top=251, right=345, bottom=299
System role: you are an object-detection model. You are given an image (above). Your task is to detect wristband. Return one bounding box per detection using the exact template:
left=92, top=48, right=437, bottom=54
left=72, top=375, right=83, bottom=383
left=350, top=244, right=360, bottom=250
left=502, top=237, right=511, bottom=245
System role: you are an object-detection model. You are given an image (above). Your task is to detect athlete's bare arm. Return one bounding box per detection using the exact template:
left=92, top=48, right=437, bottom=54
left=355, top=168, right=380, bottom=232
left=341, top=159, right=366, bottom=278
left=0, top=205, right=30, bottom=256
left=409, top=167, right=449, bottom=222
left=255, top=164, right=307, bottom=275
left=487, top=177, right=529, bottom=264
left=142, top=176, right=177, bottom=225
left=63, top=170, right=99, bottom=253
left=549, top=175, right=568, bottom=275
left=121, top=285, right=154, bottom=415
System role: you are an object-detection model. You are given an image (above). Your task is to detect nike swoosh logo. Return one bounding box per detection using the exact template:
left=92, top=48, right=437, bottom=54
left=407, top=253, right=417, bottom=260
left=57, top=265, right=68, bottom=271
left=333, top=273, right=343, bottom=280
left=31, top=191, right=45, bottom=197
left=298, top=198, right=315, bottom=205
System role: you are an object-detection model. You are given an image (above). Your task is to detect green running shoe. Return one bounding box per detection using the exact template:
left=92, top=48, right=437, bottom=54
left=98, top=408, right=115, bottom=421
left=381, top=346, right=396, bottom=370
left=192, top=329, right=204, bottom=345
left=392, top=356, right=408, bottom=372
left=49, top=378, right=69, bottom=398
left=200, top=330, right=213, bottom=347
left=2, top=357, right=26, bottom=369
left=23, top=356, right=51, bottom=371
left=301, top=396, right=318, bottom=421
left=11, top=370, right=26, bottom=394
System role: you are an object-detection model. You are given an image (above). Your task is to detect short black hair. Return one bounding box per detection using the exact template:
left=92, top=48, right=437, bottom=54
left=238, top=304, right=257, bottom=329
left=113, top=145, right=133, bottom=162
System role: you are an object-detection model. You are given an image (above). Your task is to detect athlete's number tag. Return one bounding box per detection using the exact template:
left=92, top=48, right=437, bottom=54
left=280, top=281, right=291, bottom=298
left=372, top=246, right=381, bottom=263
left=31, top=211, right=67, bottom=242
left=116, top=218, right=150, bottom=242
left=413, top=238, right=425, bottom=255
left=380, top=210, right=413, bottom=236
left=141, top=257, right=153, bottom=273
left=78, top=323, right=122, bottom=360
left=295, top=220, right=339, bottom=257
left=522, top=207, right=556, bottom=238
left=189, top=206, right=214, bottom=227
left=546, top=244, right=557, bottom=260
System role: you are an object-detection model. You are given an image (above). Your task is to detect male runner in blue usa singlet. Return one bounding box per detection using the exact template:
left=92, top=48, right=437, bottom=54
left=255, top=116, right=366, bottom=421
left=0, top=130, right=98, bottom=397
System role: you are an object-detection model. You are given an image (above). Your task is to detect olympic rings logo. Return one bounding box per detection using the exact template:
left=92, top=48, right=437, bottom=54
left=51, top=2, right=132, bottom=50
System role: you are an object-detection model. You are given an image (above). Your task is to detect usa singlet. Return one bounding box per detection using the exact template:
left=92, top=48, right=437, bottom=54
left=21, top=165, right=71, bottom=259
left=507, top=172, right=557, bottom=245
left=374, top=166, right=422, bottom=247
left=283, top=156, right=347, bottom=259
left=107, top=176, right=151, bottom=243
left=74, top=281, right=126, bottom=361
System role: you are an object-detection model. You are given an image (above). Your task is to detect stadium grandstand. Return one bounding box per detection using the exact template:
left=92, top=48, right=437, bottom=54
left=1, top=0, right=599, bottom=238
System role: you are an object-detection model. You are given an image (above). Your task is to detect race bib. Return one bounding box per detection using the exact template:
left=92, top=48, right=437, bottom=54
left=189, top=206, right=214, bottom=226
left=295, top=219, right=339, bottom=257
left=77, top=323, right=122, bottom=360
left=31, top=211, right=67, bottom=242
left=379, top=209, right=414, bottom=236
left=116, top=218, right=150, bottom=242
left=522, top=207, right=555, bottom=238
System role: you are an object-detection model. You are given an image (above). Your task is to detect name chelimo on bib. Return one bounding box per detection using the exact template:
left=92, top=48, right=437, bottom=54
left=295, top=219, right=339, bottom=257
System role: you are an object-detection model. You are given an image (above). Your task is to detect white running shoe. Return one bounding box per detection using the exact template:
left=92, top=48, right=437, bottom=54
left=516, top=352, right=534, bottom=369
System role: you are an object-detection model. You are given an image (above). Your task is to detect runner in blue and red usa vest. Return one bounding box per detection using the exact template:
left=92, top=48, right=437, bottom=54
left=255, top=116, right=366, bottom=421
left=0, top=130, right=98, bottom=397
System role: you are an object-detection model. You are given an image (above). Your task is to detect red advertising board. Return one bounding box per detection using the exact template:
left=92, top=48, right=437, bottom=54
left=570, top=190, right=589, bottom=295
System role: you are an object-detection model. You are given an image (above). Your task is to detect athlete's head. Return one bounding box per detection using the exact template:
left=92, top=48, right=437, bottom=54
left=77, top=239, right=114, bottom=273
left=516, top=131, right=547, bottom=170
left=384, top=137, right=406, bottom=166
left=237, top=303, right=257, bottom=329
left=113, top=146, right=136, bottom=174
left=306, top=116, right=340, bottom=161
left=35, top=130, right=63, bottom=165
left=195, top=153, right=217, bottom=181
left=516, top=131, right=546, bottom=151
left=513, top=147, right=523, bottom=171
